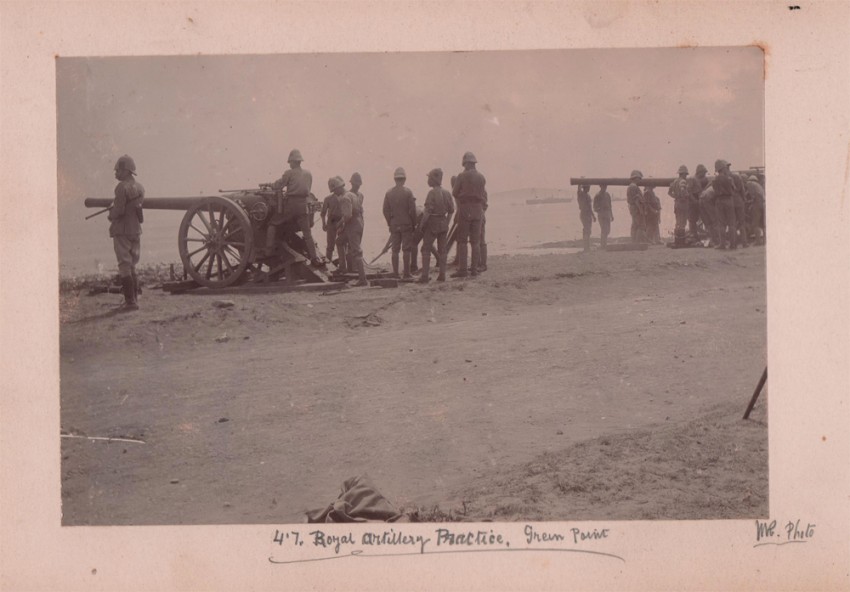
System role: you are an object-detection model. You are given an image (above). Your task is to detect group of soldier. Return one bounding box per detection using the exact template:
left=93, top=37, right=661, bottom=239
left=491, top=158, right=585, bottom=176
left=576, top=160, right=766, bottom=250
left=319, top=150, right=489, bottom=284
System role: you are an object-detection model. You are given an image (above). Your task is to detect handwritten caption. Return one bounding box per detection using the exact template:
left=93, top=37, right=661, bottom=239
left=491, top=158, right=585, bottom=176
left=754, top=519, right=816, bottom=547
left=269, top=524, right=619, bottom=564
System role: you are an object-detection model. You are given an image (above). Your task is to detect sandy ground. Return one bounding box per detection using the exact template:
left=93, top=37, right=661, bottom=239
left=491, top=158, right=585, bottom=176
left=59, top=243, right=767, bottom=525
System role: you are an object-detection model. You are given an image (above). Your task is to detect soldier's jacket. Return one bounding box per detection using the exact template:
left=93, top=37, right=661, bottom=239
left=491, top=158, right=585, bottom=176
left=423, top=187, right=455, bottom=233
left=272, top=167, right=312, bottom=197
left=352, top=191, right=365, bottom=215
left=626, top=183, right=642, bottom=207
left=667, top=177, right=689, bottom=201
left=687, top=176, right=708, bottom=200
left=339, top=191, right=363, bottom=223
left=730, top=172, right=746, bottom=200
left=644, top=189, right=662, bottom=213
left=712, top=172, right=735, bottom=199
left=577, top=189, right=593, bottom=217
left=109, top=178, right=145, bottom=237
left=746, top=180, right=765, bottom=206
left=593, top=190, right=612, bottom=213
left=452, top=168, right=487, bottom=204
left=322, top=193, right=343, bottom=222
left=383, top=186, right=416, bottom=229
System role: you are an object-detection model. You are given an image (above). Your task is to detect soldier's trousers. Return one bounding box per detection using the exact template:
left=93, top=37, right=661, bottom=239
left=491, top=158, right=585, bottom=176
left=629, top=204, right=640, bottom=242
left=421, top=228, right=448, bottom=279
left=699, top=196, right=719, bottom=244
left=598, top=212, right=612, bottom=247
left=733, top=195, right=749, bottom=246
left=688, top=196, right=701, bottom=236
left=341, top=217, right=366, bottom=281
left=113, top=235, right=140, bottom=277
left=580, top=213, right=593, bottom=249
left=749, top=202, right=765, bottom=238
left=326, top=220, right=340, bottom=260
left=715, top=197, right=737, bottom=248
left=674, top=199, right=689, bottom=232
left=456, top=202, right=483, bottom=273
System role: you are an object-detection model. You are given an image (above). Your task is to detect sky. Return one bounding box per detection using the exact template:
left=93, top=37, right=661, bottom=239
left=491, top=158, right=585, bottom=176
left=56, top=47, right=764, bottom=238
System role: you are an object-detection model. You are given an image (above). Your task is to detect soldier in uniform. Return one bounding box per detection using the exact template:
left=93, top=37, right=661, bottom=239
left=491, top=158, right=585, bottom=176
left=331, top=176, right=368, bottom=287
left=451, top=152, right=487, bottom=277
left=643, top=185, right=663, bottom=244
left=687, top=164, right=710, bottom=240
left=321, top=184, right=343, bottom=265
left=746, top=174, right=766, bottom=244
left=576, top=183, right=596, bottom=252
left=108, top=155, right=145, bottom=311
left=729, top=166, right=750, bottom=248
left=382, top=167, right=417, bottom=278
left=627, top=170, right=644, bottom=243
left=266, top=149, right=322, bottom=266
left=712, top=159, right=737, bottom=250
left=668, top=165, right=690, bottom=238
left=345, top=173, right=365, bottom=272
left=416, top=168, right=455, bottom=283
left=593, top=184, right=613, bottom=249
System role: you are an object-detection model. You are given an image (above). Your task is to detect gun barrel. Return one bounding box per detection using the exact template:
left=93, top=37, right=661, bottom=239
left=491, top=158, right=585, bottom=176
left=85, top=197, right=208, bottom=210
left=570, top=170, right=763, bottom=188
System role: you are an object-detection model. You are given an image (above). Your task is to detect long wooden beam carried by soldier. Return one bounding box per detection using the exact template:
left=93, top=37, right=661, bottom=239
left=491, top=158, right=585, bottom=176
left=569, top=169, right=764, bottom=188
left=743, top=366, right=768, bottom=420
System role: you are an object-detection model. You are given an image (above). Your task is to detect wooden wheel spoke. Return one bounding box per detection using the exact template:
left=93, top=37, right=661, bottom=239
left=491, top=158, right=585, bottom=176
left=193, top=251, right=211, bottom=273
left=187, top=244, right=208, bottom=258
left=223, top=244, right=242, bottom=261
left=222, top=240, right=245, bottom=248
left=196, top=211, right=212, bottom=233
left=216, top=253, right=223, bottom=280
left=220, top=215, right=235, bottom=235
left=205, top=254, right=214, bottom=279
left=189, top=223, right=209, bottom=238
left=184, top=237, right=206, bottom=243
left=221, top=252, right=235, bottom=273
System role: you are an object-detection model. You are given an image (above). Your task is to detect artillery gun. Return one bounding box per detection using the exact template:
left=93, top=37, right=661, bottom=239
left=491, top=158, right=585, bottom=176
left=569, top=168, right=765, bottom=188
left=85, top=186, right=332, bottom=290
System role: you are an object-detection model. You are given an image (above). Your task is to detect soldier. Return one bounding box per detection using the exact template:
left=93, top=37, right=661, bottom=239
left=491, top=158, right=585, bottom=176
left=729, top=166, right=750, bottom=248
left=687, top=164, right=710, bottom=240
left=699, top=184, right=719, bottom=246
left=417, top=168, right=455, bottom=283
left=643, top=185, right=663, bottom=244
left=345, top=172, right=365, bottom=272
left=108, top=155, right=145, bottom=311
left=746, top=174, right=766, bottom=244
left=712, top=159, right=737, bottom=250
left=451, top=151, right=487, bottom=277
left=576, top=183, right=596, bottom=252
left=382, top=167, right=417, bottom=278
left=320, top=183, right=343, bottom=264
left=593, top=184, right=613, bottom=249
left=331, top=176, right=368, bottom=287
left=627, top=170, right=644, bottom=243
left=266, top=149, right=322, bottom=266
left=668, top=165, right=690, bottom=237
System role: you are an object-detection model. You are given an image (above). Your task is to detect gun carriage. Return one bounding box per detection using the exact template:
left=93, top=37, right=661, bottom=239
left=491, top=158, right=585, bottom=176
left=85, top=186, right=332, bottom=290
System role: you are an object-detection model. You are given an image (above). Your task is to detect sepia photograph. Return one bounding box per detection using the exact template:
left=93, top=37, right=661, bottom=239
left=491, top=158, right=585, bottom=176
left=3, top=2, right=849, bottom=590
left=57, top=47, right=767, bottom=526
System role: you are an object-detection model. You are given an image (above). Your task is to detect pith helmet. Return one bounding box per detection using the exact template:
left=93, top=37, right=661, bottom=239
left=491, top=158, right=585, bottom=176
left=714, top=159, right=730, bottom=172
left=114, top=154, right=137, bottom=174
left=393, top=167, right=406, bottom=179
left=462, top=151, right=477, bottom=164
left=748, top=175, right=759, bottom=181
left=328, top=176, right=345, bottom=191
left=287, top=149, right=304, bottom=163
left=678, top=165, right=689, bottom=175
left=696, top=164, right=708, bottom=174
left=630, top=169, right=643, bottom=179
left=350, top=172, right=362, bottom=185
left=428, top=168, right=443, bottom=183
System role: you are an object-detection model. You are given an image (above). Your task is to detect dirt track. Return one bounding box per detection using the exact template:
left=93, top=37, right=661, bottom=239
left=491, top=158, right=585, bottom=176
left=60, top=245, right=767, bottom=525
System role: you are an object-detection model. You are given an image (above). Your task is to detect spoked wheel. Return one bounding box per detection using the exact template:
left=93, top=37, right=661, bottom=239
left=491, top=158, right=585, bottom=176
left=178, top=196, right=254, bottom=288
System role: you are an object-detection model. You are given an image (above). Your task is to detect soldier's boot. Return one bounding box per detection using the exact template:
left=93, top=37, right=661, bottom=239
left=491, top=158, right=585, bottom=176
left=450, top=244, right=468, bottom=278
left=353, top=258, right=369, bottom=287
left=402, top=251, right=413, bottom=279
left=118, top=275, right=139, bottom=312
left=410, top=249, right=419, bottom=274
left=417, top=253, right=431, bottom=283
left=479, top=244, right=488, bottom=272
left=391, top=252, right=400, bottom=277
left=131, top=268, right=141, bottom=296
